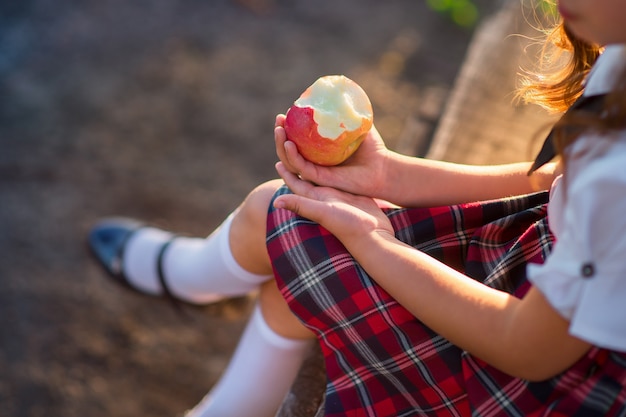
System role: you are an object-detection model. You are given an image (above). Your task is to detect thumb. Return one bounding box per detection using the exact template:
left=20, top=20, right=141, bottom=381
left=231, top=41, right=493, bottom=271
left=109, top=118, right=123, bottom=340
left=273, top=194, right=321, bottom=223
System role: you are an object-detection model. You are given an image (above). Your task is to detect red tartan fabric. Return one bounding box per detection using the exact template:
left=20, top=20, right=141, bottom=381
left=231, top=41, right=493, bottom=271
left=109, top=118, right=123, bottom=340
left=266, top=186, right=626, bottom=416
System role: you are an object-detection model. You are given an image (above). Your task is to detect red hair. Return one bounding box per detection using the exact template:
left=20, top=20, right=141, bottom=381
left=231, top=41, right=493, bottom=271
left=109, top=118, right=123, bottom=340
left=519, top=13, right=626, bottom=155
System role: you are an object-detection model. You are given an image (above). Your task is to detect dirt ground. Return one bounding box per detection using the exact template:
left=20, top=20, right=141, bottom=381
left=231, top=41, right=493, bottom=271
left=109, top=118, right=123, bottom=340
left=0, top=1, right=500, bottom=415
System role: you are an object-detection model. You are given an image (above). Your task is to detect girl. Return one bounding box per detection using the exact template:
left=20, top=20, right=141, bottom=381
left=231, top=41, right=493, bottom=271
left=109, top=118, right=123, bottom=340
left=89, top=0, right=626, bottom=415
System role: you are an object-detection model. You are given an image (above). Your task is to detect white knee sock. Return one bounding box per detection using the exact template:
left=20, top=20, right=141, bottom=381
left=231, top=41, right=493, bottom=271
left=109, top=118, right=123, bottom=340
left=122, top=213, right=272, bottom=303
left=185, top=304, right=313, bottom=417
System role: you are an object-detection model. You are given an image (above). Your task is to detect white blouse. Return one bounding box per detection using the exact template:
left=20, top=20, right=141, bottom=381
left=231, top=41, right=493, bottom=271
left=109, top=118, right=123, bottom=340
left=527, top=44, right=626, bottom=353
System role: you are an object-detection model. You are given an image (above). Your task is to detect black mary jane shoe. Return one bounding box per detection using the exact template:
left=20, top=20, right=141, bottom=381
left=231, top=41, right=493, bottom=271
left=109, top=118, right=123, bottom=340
left=88, top=217, right=185, bottom=311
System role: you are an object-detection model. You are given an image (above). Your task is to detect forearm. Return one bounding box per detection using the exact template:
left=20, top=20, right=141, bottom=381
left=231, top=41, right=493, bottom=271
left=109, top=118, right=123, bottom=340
left=352, top=233, right=521, bottom=373
left=346, top=232, right=589, bottom=381
left=380, top=153, right=558, bottom=207
left=274, top=162, right=587, bottom=379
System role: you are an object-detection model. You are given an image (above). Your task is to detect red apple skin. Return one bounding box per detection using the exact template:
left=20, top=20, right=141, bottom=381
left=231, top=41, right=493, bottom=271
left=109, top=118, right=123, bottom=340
left=284, top=104, right=372, bottom=166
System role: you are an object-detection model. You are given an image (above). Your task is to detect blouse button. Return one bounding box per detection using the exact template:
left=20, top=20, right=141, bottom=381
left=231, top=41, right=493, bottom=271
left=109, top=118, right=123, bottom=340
left=581, top=262, right=595, bottom=278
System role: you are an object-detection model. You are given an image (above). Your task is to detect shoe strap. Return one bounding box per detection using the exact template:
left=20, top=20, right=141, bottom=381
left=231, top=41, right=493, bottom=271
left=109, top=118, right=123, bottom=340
left=156, top=237, right=186, bottom=314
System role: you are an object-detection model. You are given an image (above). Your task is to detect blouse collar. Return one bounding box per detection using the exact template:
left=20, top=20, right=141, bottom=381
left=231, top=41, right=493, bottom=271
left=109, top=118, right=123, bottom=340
left=583, top=44, right=626, bottom=96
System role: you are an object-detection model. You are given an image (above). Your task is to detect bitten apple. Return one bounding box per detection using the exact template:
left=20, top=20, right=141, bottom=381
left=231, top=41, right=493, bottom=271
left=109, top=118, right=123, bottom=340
left=284, top=75, right=373, bottom=166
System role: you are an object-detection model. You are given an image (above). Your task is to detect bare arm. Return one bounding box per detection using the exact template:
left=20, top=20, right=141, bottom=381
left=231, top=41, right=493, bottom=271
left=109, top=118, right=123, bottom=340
left=274, top=164, right=588, bottom=381
left=275, top=116, right=559, bottom=208
left=378, top=152, right=559, bottom=207
left=350, top=231, right=590, bottom=381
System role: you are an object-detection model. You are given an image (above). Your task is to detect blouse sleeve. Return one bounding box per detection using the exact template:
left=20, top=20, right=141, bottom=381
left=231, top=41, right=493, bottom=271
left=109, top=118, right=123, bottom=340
left=527, top=136, right=626, bottom=352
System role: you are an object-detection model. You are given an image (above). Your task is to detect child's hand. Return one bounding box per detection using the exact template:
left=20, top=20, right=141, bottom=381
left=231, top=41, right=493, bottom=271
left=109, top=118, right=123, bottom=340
left=273, top=161, right=395, bottom=245
left=274, top=114, right=391, bottom=199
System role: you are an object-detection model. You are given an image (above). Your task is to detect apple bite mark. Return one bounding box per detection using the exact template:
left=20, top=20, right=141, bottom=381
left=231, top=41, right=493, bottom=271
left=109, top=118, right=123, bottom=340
left=284, top=75, right=373, bottom=166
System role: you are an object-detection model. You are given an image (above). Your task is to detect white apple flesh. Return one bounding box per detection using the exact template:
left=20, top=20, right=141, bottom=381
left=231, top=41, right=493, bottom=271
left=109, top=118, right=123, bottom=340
left=284, top=75, right=373, bottom=166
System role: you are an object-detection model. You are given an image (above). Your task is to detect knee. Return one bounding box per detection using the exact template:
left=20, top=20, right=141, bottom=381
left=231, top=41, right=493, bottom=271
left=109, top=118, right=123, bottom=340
left=248, top=179, right=284, bottom=208
left=239, top=179, right=284, bottom=227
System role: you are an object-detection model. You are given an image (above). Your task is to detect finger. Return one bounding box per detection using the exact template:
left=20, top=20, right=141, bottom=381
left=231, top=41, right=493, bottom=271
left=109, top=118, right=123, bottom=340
left=274, top=163, right=321, bottom=219
left=275, top=127, right=313, bottom=177
left=275, top=114, right=286, bottom=128
left=274, top=114, right=289, bottom=166
left=282, top=140, right=327, bottom=184
left=274, top=125, right=290, bottom=166
left=273, top=193, right=302, bottom=216
left=275, top=126, right=303, bottom=175
left=275, top=162, right=317, bottom=198
left=283, top=140, right=307, bottom=168
left=273, top=190, right=325, bottom=224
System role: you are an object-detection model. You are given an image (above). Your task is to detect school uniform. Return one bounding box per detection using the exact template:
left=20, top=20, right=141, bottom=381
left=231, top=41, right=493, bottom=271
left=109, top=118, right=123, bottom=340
left=266, top=45, right=626, bottom=416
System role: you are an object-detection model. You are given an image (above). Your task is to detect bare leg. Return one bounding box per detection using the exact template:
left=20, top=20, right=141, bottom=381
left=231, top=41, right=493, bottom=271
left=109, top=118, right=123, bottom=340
left=230, top=178, right=314, bottom=338
left=92, top=178, right=316, bottom=416
left=180, top=180, right=315, bottom=417
left=111, top=179, right=284, bottom=302
left=185, top=286, right=315, bottom=417
left=259, top=280, right=315, bottom=340
left=229, top=179, right=283, bottom=276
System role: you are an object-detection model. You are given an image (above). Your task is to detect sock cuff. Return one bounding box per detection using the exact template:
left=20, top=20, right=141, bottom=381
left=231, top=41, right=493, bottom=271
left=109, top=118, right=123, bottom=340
left=217, top=212, right=273, bottom=285
left=252, top=304, right=313, bottom=351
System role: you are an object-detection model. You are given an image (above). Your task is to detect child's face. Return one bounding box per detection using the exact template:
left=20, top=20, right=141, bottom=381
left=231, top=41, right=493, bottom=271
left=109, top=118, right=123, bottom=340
left=558, top=0, right=626, bottom=45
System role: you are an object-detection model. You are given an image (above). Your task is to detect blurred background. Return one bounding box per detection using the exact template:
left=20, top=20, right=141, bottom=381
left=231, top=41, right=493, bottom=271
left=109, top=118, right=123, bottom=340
left=0, top=0, right=506, bottom=415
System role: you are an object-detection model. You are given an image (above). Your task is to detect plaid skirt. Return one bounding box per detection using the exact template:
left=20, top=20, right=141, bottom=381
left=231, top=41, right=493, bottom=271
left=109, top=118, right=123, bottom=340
left=266, top=185, right=626, bottom=417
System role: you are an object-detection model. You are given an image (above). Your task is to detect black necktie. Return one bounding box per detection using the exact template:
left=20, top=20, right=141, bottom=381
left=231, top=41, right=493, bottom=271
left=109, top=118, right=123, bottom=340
left=527, top=94, right=607, bottom=175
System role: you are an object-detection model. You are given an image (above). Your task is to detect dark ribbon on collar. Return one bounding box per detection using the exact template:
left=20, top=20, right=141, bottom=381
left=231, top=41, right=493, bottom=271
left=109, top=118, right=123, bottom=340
left=527, top=94, right=607, bottom=175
